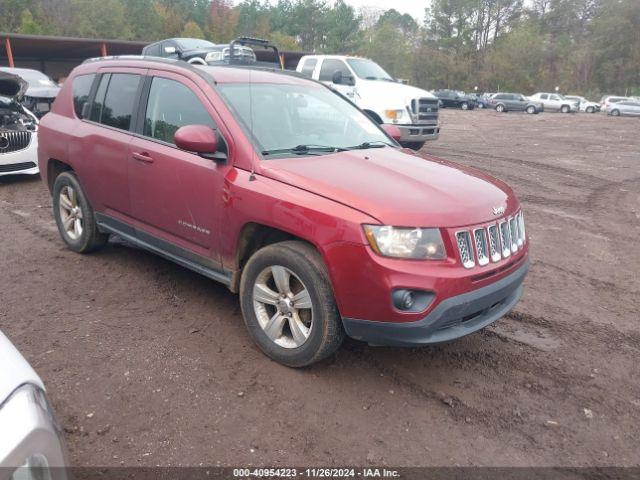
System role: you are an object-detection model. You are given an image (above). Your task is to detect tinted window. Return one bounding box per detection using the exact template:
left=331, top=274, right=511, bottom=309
left=143, top=77, right=216, bottom=145
left=541, top=94, right=548, bottom=100
left=494, top=94, right=507, bottom=100
left=300, top=58, right=317, bottom=77
left=72, top=74, right=95, bottom=117
left=144, top=43, right=162, bottom=57
left=319, top=59, right=351, bottom=82
left=95, top=74, right=141, bottom=131
left=89, top=74, right=109, bottom=122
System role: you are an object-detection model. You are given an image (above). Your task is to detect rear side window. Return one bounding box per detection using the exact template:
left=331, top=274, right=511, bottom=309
left=143, top=77, right=216, bottom=145
left=300, top=58, right=317, bottom=77
left=494, top=94, right=506, bottom=100
left=72, top=74, right=95, bottom=118
left=90, top=73, right=141, bottom=131
left=319, top=59, right=350, bottom=82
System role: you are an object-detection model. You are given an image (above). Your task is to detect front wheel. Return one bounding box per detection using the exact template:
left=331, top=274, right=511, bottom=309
left=477, top=102, right=484, bottom=109
left=461, top=102, right=469, bottom=110
left=610, top=109, right=620, bottom=116
left=53, top=172, right=108, bottom=253
left=400, top=141, right=426, bottom=151
left=496, top=104, right=505, bottom=113
left=561, top=105, right=570, bottom=113
left=240, top=241, right=345, bottom=367
left=586, top=106, right=595, bottom=113
left=526, top=105, right=536, bottom=114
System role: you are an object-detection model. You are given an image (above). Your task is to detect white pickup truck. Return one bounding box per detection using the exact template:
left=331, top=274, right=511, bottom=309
left=296, top=55, right=439, bottom=150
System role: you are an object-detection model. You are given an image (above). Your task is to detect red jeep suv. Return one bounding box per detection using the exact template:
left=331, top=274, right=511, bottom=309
left=38, top=57, right=529, bottom=367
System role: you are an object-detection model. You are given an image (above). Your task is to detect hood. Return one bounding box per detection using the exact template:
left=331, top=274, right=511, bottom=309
left=357, top=80, right=436, bottom=103
left=24, top=85, right=60, bottom=100
left=259, top=148, right=518, bottom=228
left=0, top=71, right=28, bottom=100
left=0, top=331, right=44, bottom=404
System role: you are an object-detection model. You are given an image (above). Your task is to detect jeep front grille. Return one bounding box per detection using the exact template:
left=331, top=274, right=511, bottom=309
left=0, top=130, right=33, bottom=154
left=457, top=212, right=526, bottom=269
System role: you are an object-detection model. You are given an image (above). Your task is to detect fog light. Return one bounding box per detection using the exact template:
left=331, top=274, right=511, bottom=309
left=392, top=289, right=435, bottom=312
left=401, top=291, right=415, bottom=309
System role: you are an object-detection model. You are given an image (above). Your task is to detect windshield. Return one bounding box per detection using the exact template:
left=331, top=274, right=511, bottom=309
left=218, top=83, right=394, bottom=157
left=346, top=59, right=393, bottom=81
left=176, top=38, right=216, bottom=50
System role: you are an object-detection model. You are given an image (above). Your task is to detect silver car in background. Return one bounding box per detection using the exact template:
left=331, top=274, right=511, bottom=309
left=607, top=100, right=640, bottom=117
left=529, top=93, right=579, bottom=113
left=0, top=331, right=67, bottom=480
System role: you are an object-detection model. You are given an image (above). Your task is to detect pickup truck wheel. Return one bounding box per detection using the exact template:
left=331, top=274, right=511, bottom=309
left=240, top=241, right=344, bottom=367
left=461, top=102, right=469, bottom=110
left=52, top=172, right=108, bottom=253
left=400, top=141, right=426, bottom=151
left=561, top=105, right=570, bottom=113
left=526, top=105, right=536, bottom=114
left=496, top=104, right=505, bottom=113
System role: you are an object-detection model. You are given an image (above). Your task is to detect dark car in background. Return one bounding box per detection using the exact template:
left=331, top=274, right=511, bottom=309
left=432, top=90, right=476, bottom=110
left=0, top=67, right=60, bottom=118
left=142, top=37, right=281, bottom=68
left=489, top=93, right=544, bottom=114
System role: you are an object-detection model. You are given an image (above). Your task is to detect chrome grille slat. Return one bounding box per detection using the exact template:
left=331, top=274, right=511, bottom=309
left=499, top=220, right=511, bottom=258
left=0, top=130, right=33, bottom=154
left=412, top=98, right=439, bottom=123
left=473, top=228, right=489, bottom=266
left=487, top=225, right=501, bottom=262
left=456, top=231, right=475, bottom=269
left=509, top=217, right=518, bottom=253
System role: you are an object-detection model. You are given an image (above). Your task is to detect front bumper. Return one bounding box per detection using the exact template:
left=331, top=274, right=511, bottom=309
left=395, top=123, right=440, bottom=142
left=0, top=134, right=39, bottom=177
left=342, top=260, right=528, bottom=346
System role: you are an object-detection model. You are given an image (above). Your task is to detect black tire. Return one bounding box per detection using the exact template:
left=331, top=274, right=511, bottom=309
left=561, top=105, right=570, bottom=113
left=477, top=103, right=484, bottom=109
left=400, top=141, right=426, bottom=151
left=586, top=106, right=594, bottom=113
left=239, top=241, right=345, bottom=367
left=526, top=105, right=536, bottom=114
left=496, top=104, right=505, bottom=113
left=461, top=102, right=469, bottom=110
left=52, top=172, right=108, bottom=253
left=610, top=109, right=620, bottom=117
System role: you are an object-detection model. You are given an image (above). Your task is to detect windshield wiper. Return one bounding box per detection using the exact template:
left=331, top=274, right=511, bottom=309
left=346, top=140, right=393, bottom=150
left=262, top=144, right=347, bottom=156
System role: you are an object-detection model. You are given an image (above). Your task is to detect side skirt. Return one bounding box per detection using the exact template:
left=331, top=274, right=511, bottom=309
left=95, top=213, right=233, bottom=287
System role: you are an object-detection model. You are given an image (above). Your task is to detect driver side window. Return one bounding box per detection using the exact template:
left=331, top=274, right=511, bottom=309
left=143, top=77, right=217, bottom=145
left=319, top=59, right=351, bottom=82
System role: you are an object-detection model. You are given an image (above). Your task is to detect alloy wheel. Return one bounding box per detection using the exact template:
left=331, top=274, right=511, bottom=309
left=252, top=265, right=313, bottom=349
left=58, top=186, right=83, bottom=240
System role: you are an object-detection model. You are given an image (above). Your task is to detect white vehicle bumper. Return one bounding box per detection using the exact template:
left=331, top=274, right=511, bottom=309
left=0, top=132, right=39, bottom=177
left=395, top=123, right=440, bottom=142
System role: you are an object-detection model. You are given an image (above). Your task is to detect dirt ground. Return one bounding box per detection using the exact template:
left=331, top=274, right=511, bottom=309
left=1, top=109, right=639, bottom=468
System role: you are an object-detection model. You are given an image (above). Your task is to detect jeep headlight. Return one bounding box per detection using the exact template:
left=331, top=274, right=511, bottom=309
left=384, top=109, right=404, bottom=120
left=363, top=225, right=446, bottom=259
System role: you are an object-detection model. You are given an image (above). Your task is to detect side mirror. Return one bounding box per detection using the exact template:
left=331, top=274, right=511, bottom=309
left=381, top=124, right=402, bottom=142
left=174, top=125, right=219, bottom=156
left=332, top=70, right=344, bottom=85
left=163, top=46, right=177, bottom=55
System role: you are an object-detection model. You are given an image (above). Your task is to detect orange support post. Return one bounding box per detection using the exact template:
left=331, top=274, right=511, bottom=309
left=5, top=38, right=14, bottom=67
left=100, top=42, right=107, bottom=57
left=279, top=52, right=285, bottom=70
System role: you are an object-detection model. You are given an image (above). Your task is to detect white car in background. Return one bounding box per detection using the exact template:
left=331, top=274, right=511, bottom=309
left=599, top=95, right=630, bottom=111
left=565, top=95, right=600, bottom=113
left=0, top=71, right=39, bottom=177
left=529, top=93, right=579, bottom=113
left=296, top=55, right=440, bottom=151
left=0, top=331, right=67, bottom=479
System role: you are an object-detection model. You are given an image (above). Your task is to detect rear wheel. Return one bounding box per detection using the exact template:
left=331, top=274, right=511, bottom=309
left=477, top=102, right=484, bottom=109
left=526, top=105, right=536, bottom=114
left=561, top=105, right=570, bottom=113
left=53, top=172, right=108, bottom=253
left=496, top=104, right=505, bottom=113
left=240, top=241, right=344, bottom=367
left=400, top=141, right=426, bottom=151
left=461, top=102, right=469, bottom=110
left=611, top=109, right=620, bottom=116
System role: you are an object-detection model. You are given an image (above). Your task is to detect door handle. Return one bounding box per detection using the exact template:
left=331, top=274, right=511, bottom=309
left=132, top=152, right=154, bottom=164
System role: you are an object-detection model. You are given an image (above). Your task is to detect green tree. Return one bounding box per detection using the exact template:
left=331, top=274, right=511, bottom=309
left=181, top=21, right=205, bottom=39
left=322, top=0, right=361, bottom=53
left=18, top=9, right=43, bottom=35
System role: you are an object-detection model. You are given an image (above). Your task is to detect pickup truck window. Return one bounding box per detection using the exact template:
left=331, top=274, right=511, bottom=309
left=319, top=59, right=350, bottom=82
left=218, top=83, right=391, bottom=156
left=346, top=58, right=393, bottom=81
left=300, top=58, right=317, bottom=77
left=143, top=77, right=216, bottom=145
